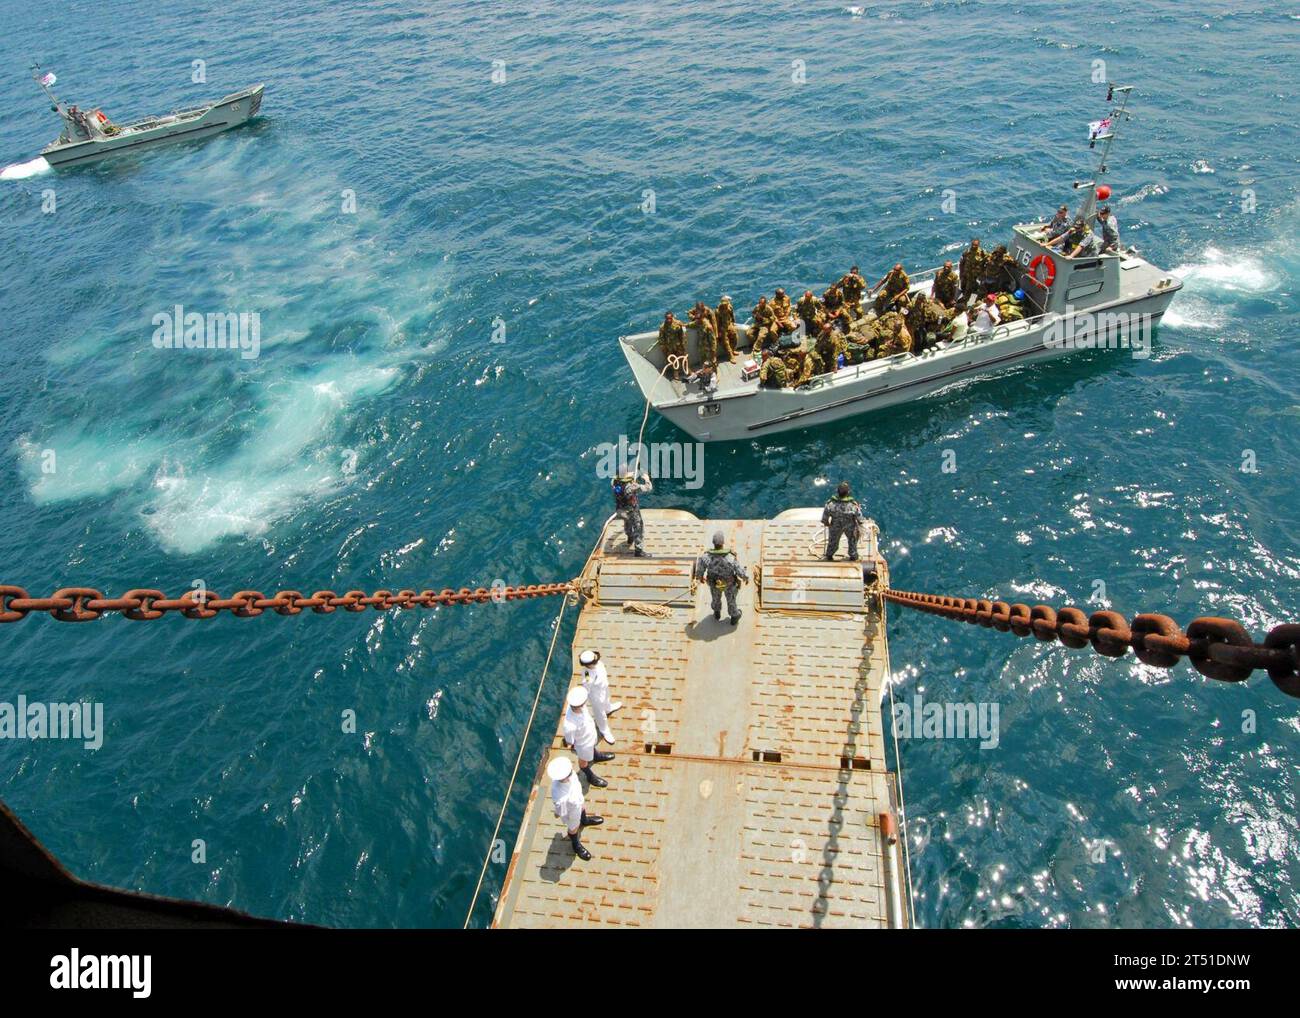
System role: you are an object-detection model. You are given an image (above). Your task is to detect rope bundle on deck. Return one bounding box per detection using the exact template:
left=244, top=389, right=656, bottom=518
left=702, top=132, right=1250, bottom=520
left=883, top=589, right=1300, bottom=698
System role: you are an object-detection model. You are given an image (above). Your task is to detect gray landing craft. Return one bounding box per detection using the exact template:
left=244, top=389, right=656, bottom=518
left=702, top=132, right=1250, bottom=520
left=29, top=65, right=263, bottom=168
left=620, top=85, right=1183, bottom=442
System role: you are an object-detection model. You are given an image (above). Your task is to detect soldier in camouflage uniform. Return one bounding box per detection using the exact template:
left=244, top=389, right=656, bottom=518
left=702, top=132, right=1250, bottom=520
left=759, top=352, right=788, bottom=388
left=982, top=244, right=1017, bottom=292
left=841, top=265, right=866, bottom=310
left=904, top=296, right=929, bottom=349
left=822, top=482, right=864, bottom=561
left=783, top=347, right=814, bottom=387
left=771, top=287, right=793, bottom=324
left=822, top=283, right=844, bottom=314
left=958, top=239, right=984, bottom=301
left=797, top=289, right=823, bottom=336
left=1048, top=217, right=1092, bottom=256
left=750, top=296, right=778, bottom=352
left=877, top=316, right=913, bottom=358
left=1097, top=206, right=1120, bottom=254
left=907, top=295, right=953, bottom=355
left=772, top=288, right=799, bottom=345
left=691, top=303, right=718, bottom=369
left=1044, top=204, right=1070, bottom=242
left=833, top=303, right=856, bottom=334
left=613, top=471, right=653, bottom=557
left=814, top=318, right=844, bottom=373
left=658, top=312, right=688, bottom=380
left=872, top=263, right=911, bottom=315
left=694, top=531, right=748, bottom=625
left=931, top=261, right=959, bottom=309
left=715, top=296, right=739, bottom=360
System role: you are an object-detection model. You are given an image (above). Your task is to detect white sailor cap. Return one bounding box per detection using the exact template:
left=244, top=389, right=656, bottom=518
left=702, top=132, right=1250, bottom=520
left=547, top=756, right=574, bottom=781
left=567, top=686, right=589, bottom=708
left=578, top=650, right=598, bottom=666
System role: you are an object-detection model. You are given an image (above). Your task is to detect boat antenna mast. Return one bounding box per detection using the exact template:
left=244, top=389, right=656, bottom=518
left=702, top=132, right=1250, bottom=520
left=31, top=61, right=65, bottom=112
left=1074, top=83, right=1133, bottom=222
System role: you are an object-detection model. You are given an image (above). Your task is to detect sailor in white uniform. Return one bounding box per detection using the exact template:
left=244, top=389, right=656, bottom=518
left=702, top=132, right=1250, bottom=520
left=578, top=649, right=621, bottom=746
left=562, top=686, right=614, bottom=788
left=548, top=755, right=602, bottom=861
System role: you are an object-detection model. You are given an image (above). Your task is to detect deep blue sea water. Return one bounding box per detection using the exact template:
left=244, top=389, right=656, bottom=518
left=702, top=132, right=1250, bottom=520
left=0, top=0, right=1296, bottom=928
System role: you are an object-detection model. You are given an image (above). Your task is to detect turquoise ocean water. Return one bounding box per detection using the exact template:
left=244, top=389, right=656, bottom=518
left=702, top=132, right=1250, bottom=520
left=0, top=0, right=1297, bottom=927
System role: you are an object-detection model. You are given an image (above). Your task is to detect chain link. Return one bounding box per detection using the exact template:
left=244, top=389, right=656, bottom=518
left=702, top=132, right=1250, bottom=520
left=882, top=589, right=1300, bottom=698
left=0, top=582, right=573, bottom=624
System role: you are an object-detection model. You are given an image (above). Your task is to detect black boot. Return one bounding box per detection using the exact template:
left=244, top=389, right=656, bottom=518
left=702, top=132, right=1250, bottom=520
left=634, top=548, right=647, bottom=558
left=580, top=811, right=603, bottom=827
left=592, top=750, right=615, bottom=763
left=713, top=608, right=721, bottom=621
left=730, top=610, right=742, bottom=626
left=569, top=832, right=592, bottom=861
left=582, top=766, right=607, bottom=788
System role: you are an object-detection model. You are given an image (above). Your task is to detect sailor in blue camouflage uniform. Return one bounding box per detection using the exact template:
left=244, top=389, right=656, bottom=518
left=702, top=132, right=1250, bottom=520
left=694, top=531, right=748, bottom=625
left=822, top=481, right=864, bottom=561
left=613, top=471, right=653, bottom=557
left=1096, top=205, right=1120, bottom=253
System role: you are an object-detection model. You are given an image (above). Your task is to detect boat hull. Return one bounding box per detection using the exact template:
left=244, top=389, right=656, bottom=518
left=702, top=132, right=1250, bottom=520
left=630, top=286, right=1181, bottom=442
left=41, top=85, right=264, bottom=167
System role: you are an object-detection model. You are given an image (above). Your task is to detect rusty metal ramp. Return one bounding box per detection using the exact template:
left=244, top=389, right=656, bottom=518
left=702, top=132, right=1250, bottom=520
left=493, top=509, right=907, bottom=929
left=595, top=557, right=695, bottom=608
left=759, top=560, right=866, bottom=613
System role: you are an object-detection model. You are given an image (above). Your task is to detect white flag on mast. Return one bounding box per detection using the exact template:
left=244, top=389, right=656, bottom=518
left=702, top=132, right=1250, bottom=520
left=39, top=72, right=57, bottom=87
left=1088, top=117, right=1112, bottom=140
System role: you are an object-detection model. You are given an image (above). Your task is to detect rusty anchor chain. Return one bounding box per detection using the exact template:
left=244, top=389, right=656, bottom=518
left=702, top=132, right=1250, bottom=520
left=882, top=589, right=1300, bottom=698
left=0, top=582, right=574, bottom=624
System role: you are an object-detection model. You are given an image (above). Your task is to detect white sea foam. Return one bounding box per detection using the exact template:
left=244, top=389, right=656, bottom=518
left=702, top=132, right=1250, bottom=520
left=0, top=157, right=52, bottom=181
left=141, top=361, right=400, bottom=554
left=1172, top=246, right=1277, bottom=293
left=1118, top=182, right=1169, bottom=205
left=1162, top=295, right=1226, bottom=330
left=17, top=432, right=167, bottom=503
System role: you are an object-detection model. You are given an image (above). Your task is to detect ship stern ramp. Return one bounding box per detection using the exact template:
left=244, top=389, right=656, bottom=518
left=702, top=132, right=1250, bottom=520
left=494, top=508, right=907, bottom=929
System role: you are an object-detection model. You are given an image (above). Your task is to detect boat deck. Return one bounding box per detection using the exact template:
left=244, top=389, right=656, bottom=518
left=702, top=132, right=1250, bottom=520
left=493, top=508, right=909, bottom=929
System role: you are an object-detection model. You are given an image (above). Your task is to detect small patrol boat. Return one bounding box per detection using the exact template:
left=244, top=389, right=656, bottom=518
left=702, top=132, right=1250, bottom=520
left=29, top=64, right=263, bottom=168
left=620, top=85, right=1183, bottom=442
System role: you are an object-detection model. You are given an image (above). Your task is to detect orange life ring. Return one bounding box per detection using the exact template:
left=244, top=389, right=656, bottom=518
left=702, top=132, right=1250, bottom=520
left=1028, top=253, right=1056, bottom=289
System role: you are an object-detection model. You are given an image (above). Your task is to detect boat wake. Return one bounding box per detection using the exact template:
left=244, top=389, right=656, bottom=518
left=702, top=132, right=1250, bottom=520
left=1118, top=182, right=1169, bottom=205
left=1164, top=238, right=1286, bottom=330
left=1172, top=246, right=1278, bottom=294
left=0, top=157, right=51, bottom=180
